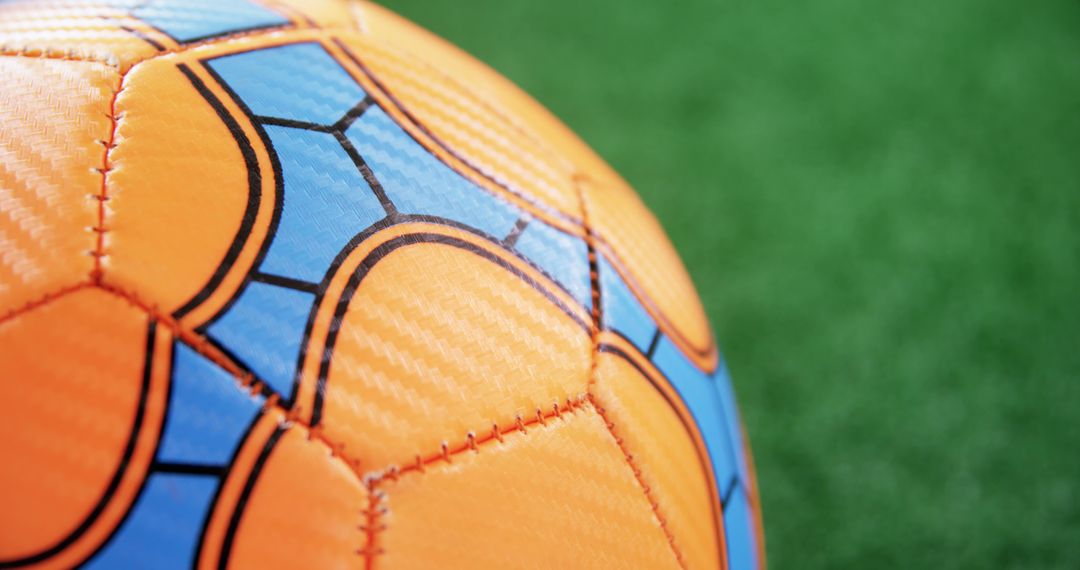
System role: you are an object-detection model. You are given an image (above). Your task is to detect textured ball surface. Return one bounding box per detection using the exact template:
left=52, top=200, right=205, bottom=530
left=0, top=1, right=763, bottom=568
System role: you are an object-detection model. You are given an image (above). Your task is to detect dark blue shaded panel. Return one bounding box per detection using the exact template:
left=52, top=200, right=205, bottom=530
left=345, top=106, right=520, bottom=239
left=723, top=486, right=759, bottom=570
left=82, top=473, right=218, bottom=569
left=208, top=42, right=367, bottom=126
left=157, top=343, right=263, bottom=466
left=512, top=219, right=592, bottom=310
left=259, top=125, right=385, bottom=283
left=597, top=254, right=655, bottom=349
left=134, top=0, right=289, bottom=43
left=651, top=335, right=737, bottom=488
left=207, top=282, right=314, bottom=398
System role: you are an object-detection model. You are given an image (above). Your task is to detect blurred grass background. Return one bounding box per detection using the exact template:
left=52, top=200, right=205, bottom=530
left=384, top=0, right=1080, bottom=567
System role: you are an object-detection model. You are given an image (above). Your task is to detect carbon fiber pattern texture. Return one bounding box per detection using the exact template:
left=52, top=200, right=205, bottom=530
left=0, top=2, right=763, bottom=569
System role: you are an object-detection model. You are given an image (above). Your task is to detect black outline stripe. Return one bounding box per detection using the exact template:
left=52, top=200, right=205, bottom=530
left=217, top=422, right=287, bottom=570
left=119, top=25, right=167, bottom=51
left=502, top=216, right=530, bottom=248
left=0, top=320, right=160, bottom=568
left=309, top=232, right=591, bottom=425
left=597, top=340, right=728, bottom=560
left=69, top=322, right=173, bottom=568
left=645, top=328, right=662, bottom=359
left=151, top=462, right=226, bottom=477
left=191, top=59, right=288, bottom=338
left=721, top=476, right=740, bottom=509
left=332, top=128, right=397, bottom=217
left=251, top=271, right=319, bottom=295
left=192, top=405, right=270, bottom=567
left=254, top=115, right=332, bottom=132
left=173, top=65, right=265, bottom=321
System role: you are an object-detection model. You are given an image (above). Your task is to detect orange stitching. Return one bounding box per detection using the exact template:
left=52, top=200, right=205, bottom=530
left=364, top=396, right=590, bottom=486
left=588, top=393, right=688, bottom=568
left=358, top=396, right=589, bottom=568
left=90, top=68, right=129, bottom=283
left=0, top=46, right=117, bottom=67
left=93, top=280, right=608, bottom=567
left=0, top=22, right=361, bottom=72
left=358, top=485, right=386, bottom=568
left=93, top=281, right=370, bottom=472
left=573, top=174, right=688, bottom=569
left=0, top=281, right=93, bottom=326
left=574, top=175, right=604, bottom=389
left=98, top=281, right=383, bottom=562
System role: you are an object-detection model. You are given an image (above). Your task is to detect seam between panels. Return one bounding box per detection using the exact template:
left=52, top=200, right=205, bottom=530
left=360, top=395, right=594, bottom=569
left=94, top=282, right=360, bottom=462
left=7, top=24, right=364, bottom=288
left=0, top=47, right=116, bottom=67
left=94, top=281, right=602, bottom=569
left=0, top=281, right=94, bottom=326
left=92, top=281, right=371, bottom=553
left=89, top=66, right=129, bottom=284
left=574, top=174, right=689, bottom=569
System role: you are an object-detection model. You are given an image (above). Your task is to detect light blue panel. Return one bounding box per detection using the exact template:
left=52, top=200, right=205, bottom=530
left=157, top=343, right=263, bottom=466
left=597, top=254, right=655, bottom=349
left=208, top=43, right=366, bottom=126
left=83, top=473, right=218, bottom=569
left=207, top=282, right=313, bottom=398
left=134, top=0, right=289, bottom=43
left=723, top=487, right=759, bottom=570
left=346, top=106, right=519, bottom=239
left=512, top=220, right=592, bottom=310
left=652, top=335, right=737, bottom=488
left=259, top=126, right=385, bottom=283
left=714, top=360, right=750, bottom=485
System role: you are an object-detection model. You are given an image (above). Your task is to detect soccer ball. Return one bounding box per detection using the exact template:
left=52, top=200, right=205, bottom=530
left=0, top=1, right=763, bottom=568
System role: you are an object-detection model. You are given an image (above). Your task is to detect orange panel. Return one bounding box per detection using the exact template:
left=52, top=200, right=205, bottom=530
left=590, top=352, right=724, bottom=569
left=318, top=237, right=592, bottom=472
left=0, top=56, right=113, bottom=315
left=103, top=56, right=255, bottom=316
left=0, top=287, right=151, bottom=561
left=374, top=408, right=681, bottom=570
left=0, top=2, right=160, bottom=69
left=226, top=423, right=367, bottom=570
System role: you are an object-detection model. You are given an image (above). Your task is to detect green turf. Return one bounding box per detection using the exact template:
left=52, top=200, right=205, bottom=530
left=383, top=1, right=1080, bottom=567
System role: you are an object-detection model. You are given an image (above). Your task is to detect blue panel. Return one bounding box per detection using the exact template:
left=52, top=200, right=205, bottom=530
left=260, top=126, right=385, bottom=283
left=597, top=254, right=655, bottom=349
left=714, top=360, right=750, bottom=485
left=723, top=486, right=759, bottom=570
left=157, top=343, right=263, bottom=466
left=134, top=0, right=289, bottom=43
left=208, top=43, right=367, bottom=126
left=346, top=106, right=520, bottom=239
left=512, top=220, right=592, bottom=310
left=83, top=473, right=218, bottom=569
left=207, top=282, right=313, bottom=397
left=652, top=335, right=737, bottom=487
